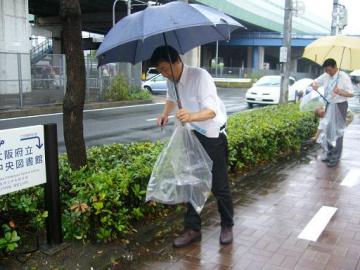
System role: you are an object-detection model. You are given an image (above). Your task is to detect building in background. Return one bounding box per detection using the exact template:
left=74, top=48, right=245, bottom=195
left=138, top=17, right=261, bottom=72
left=0, top=0, right=32, bottom=95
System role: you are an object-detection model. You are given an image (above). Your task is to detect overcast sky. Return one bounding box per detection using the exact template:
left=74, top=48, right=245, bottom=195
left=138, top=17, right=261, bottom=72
left=295, top=0, right=360, bottom=34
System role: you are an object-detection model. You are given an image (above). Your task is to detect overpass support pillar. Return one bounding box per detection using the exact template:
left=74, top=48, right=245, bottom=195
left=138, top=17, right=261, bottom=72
left=0, top=0, right=32, bottom=96
left=252, top=46, right=265, bottom=70
left=247, top=46, right=252, bottom=69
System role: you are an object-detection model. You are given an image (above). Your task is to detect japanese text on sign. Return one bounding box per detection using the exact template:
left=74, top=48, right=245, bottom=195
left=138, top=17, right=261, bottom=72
left=0, top=125, right=46, bottom=196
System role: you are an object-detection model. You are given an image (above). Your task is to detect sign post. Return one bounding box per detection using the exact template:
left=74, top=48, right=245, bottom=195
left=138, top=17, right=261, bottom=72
left=0, top=124, right=65, bottom=253
left=44, top=124, right=62, bottom=247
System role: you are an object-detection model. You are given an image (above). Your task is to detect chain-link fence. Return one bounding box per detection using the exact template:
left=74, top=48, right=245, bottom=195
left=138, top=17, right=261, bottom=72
left=0, top=52, right=318, bottom=111
left=0, top=53, right=119, bottom=110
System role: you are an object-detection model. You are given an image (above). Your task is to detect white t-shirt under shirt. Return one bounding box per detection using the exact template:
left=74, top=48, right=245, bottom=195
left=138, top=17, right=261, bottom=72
left=166, top=65, right=227, bottom=138
left=314, top=70, right=353, bottom=103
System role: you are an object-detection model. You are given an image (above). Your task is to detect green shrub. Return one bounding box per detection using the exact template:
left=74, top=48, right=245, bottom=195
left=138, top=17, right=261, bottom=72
left=60, top=142, right=165, bottom=241
left=0, top=104, right=317, bottom=251
left=105, top=74, right=130, bottom=101
left=215, top=81, right=253, bottom=88
left=105, top=75, right=151, bottom=101
left=227, top=104, right=318, bottom=171
left=0, top=224, right=21, bottom=254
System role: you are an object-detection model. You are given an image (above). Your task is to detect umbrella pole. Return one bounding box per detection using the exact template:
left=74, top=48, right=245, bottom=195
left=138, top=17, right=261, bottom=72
left=314, top=88, right=330, bottom=105
left=324, top=46, right=346, bottom=110
left=163, top=33, right=182, bottom=109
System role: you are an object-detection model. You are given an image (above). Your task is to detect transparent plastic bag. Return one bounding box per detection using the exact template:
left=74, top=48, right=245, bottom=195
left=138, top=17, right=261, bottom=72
left=146, top=122, right=213, bottom=214
left=300, top=88, right=326, bottom=112
left=346, top=110, right=354, bottom=126
left=317, top=103, right=346, bottom=148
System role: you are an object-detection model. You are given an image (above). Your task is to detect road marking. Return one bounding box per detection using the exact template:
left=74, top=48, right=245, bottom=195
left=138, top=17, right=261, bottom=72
left=341, top=169, right=360, bottom=187
left=298, top=206, right=337, bottom=242
left=146, top=115, right=175, bottom=122
left=0, top=102, right=165, bottom=122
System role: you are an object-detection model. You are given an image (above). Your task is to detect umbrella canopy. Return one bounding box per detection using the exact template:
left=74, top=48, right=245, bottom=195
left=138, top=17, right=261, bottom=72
left=303, top=35, right=360, bottom=71
left=350, top=69, right=360, bottom=76
left=96, top=1, right=244, bottom=66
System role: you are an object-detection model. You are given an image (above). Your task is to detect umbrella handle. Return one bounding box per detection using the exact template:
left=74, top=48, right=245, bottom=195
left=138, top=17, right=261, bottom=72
left=321, top=68, right=341, bottom=109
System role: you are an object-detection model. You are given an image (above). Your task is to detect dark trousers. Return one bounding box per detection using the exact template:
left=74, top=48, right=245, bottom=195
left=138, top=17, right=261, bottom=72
left=327, top=101, right=348, bottom=163
left=184, top=131, right=234, bottom=231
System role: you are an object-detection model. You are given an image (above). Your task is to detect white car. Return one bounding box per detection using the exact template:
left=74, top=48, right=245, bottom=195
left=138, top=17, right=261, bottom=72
left=245, top=75, right=296, bottom=107
left=146, top=67, right=159, bottom=80
left=142, top=74, right=168, bottom=94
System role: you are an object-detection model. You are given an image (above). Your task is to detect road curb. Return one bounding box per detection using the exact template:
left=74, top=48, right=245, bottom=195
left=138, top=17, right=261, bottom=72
left=0, top=99, right=155, bottom=119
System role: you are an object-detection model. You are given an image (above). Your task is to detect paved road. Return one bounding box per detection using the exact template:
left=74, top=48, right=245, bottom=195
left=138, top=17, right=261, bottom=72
left=0, top=88, right=248, bottom=153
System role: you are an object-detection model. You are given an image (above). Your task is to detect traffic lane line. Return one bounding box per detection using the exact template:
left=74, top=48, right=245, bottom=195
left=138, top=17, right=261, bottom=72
left=0, top=102, right=165, bottom=122
left=146, top=115, right=175, bottom=122
left=340, top=169, right=360, bottom=187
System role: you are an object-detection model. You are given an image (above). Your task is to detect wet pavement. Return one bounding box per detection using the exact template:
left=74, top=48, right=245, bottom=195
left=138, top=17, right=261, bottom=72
left=121, top=115, right=360, bottom=270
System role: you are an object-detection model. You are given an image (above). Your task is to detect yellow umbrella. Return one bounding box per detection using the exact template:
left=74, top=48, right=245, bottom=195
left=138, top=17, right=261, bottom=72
left=303, top=35, right=360, bottom=71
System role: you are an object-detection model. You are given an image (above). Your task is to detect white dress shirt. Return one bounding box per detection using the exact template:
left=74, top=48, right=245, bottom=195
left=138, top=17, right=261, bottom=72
left=166, top=65, right=227, bottom=138
left=315, top=70, right=353, bottom=103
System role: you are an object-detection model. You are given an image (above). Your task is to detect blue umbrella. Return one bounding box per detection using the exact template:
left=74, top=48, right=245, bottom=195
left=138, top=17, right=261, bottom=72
left=96, top=1, right=244, bottom=66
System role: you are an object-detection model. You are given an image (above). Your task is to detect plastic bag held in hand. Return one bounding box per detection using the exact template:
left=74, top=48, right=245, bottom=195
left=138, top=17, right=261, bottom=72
left=300, top=87, right=326, bottom=112
left=146, top=122, right=213, bottom=214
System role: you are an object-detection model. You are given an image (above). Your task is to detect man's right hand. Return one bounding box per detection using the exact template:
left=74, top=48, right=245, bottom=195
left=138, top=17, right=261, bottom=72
left=157, top=114, right=169, bottom=126
left=311, top=81, right=320, bottom=91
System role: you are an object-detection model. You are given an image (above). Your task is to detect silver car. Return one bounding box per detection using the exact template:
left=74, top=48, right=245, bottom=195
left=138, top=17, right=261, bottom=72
left=142, top=74, right=168, bottom=94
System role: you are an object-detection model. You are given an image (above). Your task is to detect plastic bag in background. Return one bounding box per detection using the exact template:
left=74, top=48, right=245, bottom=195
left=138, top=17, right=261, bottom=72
left=346, top=110, right=354, bottom=126
left=300, top=87, right=326, bottom=112
left=317, top=103, right=347, bottom=148
left=146, top=122, right=213, bottom=214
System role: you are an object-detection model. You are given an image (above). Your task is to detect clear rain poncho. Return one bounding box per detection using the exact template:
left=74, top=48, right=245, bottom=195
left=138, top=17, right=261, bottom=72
left=146, top=122, right=213, bottom=214
left=317, top=103, right=347, bottom=149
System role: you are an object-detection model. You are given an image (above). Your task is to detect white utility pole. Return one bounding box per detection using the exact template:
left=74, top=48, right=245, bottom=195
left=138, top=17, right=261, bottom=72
left=279, top=0, right=293, bottom=104
left=127, top=0, right=132, bottom=84
left=331, top=0, right=339, bottom=35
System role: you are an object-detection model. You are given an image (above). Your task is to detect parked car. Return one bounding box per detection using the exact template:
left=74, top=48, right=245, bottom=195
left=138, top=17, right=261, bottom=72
left=145, top=67, right=159, bottom=80
left=142, top=74, right=168, bottom=94
left=245, top=75, right=296, bottom=107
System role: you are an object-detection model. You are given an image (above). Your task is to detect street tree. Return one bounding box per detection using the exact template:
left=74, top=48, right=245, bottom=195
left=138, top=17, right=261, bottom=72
left=60, top=0, right=87, bottom=169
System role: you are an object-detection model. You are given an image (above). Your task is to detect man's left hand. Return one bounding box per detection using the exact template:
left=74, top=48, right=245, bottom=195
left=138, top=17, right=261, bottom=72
left=333, top=86, right=342, bottom=96
left=176, top=109, right=192, bottom=123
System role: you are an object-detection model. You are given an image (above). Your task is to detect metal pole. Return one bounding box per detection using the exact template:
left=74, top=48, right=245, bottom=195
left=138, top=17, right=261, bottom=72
left=280, top=0, right=293, bottom=104
left=43, top=123, right=62, bottom=246
left=331, top=0, right=338, bottom=35
left=17, top=54, right=23, bottom=109
left=112, top=0, right=120, bottom=26
left=62, top=54, right=67, bottom=96
left=215, top=41, right=219, bottom=78
left=127, top=0, right=132, bottom=85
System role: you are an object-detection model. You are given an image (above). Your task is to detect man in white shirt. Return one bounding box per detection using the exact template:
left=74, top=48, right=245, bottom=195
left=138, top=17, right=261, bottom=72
left=312, top=58, right=354, bottom=167
left=151, top=46, right=234, bottom=248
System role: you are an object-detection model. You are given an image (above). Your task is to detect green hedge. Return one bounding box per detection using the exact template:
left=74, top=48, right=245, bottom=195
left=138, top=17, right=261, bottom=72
left=215, top=81, right=253, bottom=88
left=0, top=104, right=317, bottom=253
left=227, top=104, right=318, bottom=171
